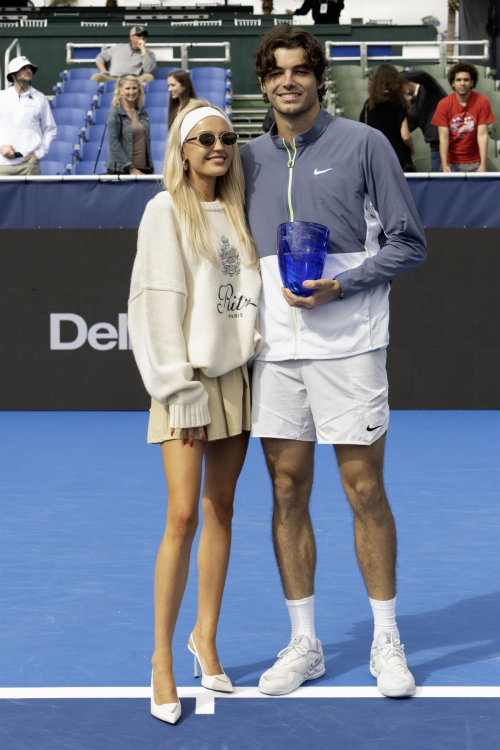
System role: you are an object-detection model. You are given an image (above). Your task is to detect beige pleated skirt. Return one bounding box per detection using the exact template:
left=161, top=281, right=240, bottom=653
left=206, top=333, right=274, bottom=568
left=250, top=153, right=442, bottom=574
left=147, top=364, right=251, bottom=443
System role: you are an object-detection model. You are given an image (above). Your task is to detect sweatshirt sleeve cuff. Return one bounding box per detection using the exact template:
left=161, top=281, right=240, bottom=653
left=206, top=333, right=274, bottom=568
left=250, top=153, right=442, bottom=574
left=168, top=398, right=211, bottom=430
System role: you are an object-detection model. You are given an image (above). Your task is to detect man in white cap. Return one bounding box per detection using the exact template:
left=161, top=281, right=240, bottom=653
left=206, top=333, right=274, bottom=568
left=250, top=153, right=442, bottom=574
left=0, top=56, right=57, bottom=176
left=91, top=26, right=156, bottom=84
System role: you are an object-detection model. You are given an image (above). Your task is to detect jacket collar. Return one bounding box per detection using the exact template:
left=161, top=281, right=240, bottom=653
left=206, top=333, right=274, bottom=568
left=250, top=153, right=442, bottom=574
left=270, top=106, right=334, bottom=149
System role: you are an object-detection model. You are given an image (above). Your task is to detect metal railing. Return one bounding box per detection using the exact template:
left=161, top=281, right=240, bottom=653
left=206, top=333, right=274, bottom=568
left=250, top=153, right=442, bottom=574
left=2, top=38, right=21, bottom=90
left=325, top=39, right=490, bottom=70
left=66, top=41, right=230, bottom=69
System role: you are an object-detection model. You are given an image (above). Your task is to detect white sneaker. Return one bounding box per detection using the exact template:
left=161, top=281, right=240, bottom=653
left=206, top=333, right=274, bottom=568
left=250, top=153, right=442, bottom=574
left=370, top=632, right=416, bottom=698
left=258, top=634, right=325, bottom=696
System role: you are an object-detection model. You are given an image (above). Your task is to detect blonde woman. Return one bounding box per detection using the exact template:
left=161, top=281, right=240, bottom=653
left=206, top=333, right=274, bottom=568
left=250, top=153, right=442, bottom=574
left=128, top=100, right=261, bottom=724
left=105, top=74, right=153, bottom=175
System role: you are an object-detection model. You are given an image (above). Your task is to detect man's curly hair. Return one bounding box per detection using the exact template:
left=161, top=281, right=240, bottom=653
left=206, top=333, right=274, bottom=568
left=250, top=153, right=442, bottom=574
left=447, top=62, right=478, bottom=89
left=254, top=23, right=328, bottom=103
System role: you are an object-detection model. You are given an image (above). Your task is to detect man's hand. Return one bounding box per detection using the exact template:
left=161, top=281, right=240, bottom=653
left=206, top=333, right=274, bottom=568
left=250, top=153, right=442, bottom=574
left=24, top=153, right=38, bottom=162
left=0, top=145, right=16, bottom=159
left=282, top=278, right=343, bottom=309
left=286, top=9, right=294, bottom=12
left=137, top=38, right=147, bottom=54
left=477, top=163, right=487, bottom=173
left=442, top=163, right=451, bottom=173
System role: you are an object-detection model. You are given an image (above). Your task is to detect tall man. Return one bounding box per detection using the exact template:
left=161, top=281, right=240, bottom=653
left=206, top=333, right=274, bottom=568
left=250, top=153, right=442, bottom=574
left=240, top=24, right=426, bottom=699
left=91, top=26, right=156, bottom=84
left=431, top=62, right=494, bottom=173
left=0, top=56, right=56, bottom=176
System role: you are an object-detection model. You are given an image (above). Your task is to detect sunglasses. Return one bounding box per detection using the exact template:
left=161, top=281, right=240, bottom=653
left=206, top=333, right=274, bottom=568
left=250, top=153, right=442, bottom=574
left=184, top=131, right=238, bottom=147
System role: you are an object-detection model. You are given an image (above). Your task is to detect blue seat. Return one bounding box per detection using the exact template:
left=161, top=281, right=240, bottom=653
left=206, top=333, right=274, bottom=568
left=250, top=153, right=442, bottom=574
left=77, top=141, right=109, bottom=163
left=47, top=141, right=75, bottom=163
left=91, top=107, right=110, bottom=125
left=150, top=123, right=168, bottom=142
left=151, top=141, right=167, bottom=165
left=190, top=67, right=231, bottom=82
left=144, top=93, right=169, bottom=108
left=97, top=93, right=114, bottom=109
left=40, top=160, right=67, bottom=176
left=54, top=125, right=83, bottom=144
left=102, top=79, right=119, bottom=94
left=146, top=107, right=168, bottom=124
left=153, top=67, right=182, bottom=79
left=52, top=108, right=88, bottom=127
left=62, top=67, right=97, bottom=81
left=52, top=93, right=94, bottom=111
left=146, top=80, right=169, bottom=93
left=153, top=161, right=164, bottom=175
left=61, top=80, right=101, bottom=95
left=72, top=161, right=106, bottom=175
left=85, top=124, right=106, bottom=142
left=195, top=91, right=230, bottom=111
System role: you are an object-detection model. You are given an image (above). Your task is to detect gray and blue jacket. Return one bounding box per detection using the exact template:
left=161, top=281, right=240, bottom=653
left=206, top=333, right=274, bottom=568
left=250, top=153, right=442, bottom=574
left=240, top=107, right=427, bottom=362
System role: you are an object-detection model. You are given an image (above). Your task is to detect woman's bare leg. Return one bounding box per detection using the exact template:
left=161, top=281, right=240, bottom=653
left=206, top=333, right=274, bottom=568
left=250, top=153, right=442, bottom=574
left=190, top=432, right=249, bottom=675
left=151, top=439, right=204, bottom=705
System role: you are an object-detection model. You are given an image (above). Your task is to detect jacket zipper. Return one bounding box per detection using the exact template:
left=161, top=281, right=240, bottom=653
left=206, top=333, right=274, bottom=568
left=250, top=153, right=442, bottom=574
left=283, top=138, right=299, bottom=359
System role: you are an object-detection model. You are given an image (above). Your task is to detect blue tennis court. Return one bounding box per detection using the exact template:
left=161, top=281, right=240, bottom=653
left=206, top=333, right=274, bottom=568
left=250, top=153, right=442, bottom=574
left=1, top=410, right=499, bottom=748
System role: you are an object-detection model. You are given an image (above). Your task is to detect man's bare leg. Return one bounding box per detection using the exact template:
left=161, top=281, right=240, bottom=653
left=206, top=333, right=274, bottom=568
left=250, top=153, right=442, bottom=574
left=334, top=433, right=396, bottom=600
left=261, top=438, right=316, bottom=599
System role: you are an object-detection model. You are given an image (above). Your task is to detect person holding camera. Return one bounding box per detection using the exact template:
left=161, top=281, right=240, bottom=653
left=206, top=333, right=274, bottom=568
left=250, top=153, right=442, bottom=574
left=0, top=56, right=56, bottom=176
left=91, top=26, right=156, bottom=85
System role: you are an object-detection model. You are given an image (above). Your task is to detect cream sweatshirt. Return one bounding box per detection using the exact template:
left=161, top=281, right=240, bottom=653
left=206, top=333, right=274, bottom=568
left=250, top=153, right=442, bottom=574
left=128, top=191, right=262, bottom=429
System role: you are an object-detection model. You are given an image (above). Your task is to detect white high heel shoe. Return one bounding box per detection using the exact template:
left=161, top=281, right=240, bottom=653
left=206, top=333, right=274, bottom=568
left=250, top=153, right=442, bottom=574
left=150, top=671, right=181, bottom=724
left=188, top=633, right=233, bottom=693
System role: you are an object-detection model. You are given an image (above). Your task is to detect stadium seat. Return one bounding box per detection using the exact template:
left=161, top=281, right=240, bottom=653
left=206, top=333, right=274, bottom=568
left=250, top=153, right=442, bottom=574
left=153, top=67, right=182, bottom=79
left=52, top=93, right=94, bottom=111
left=52, top=107, right=89, bottom=129
left=409, top=65, right=447, bottom=79
left=474, top=78, right=497, bottom=96
left=412, top=154, right=431, bottom=172
left=146, top=108, right=168, bottom=124
left=72, top=161, right=106, bottom=175
left=153, top=161, right=164, bottom=175
left=329, top=65, right=366, bottom=80
left=489, top=102, right=500, bottom=137
left=334, top=78, right=369, bottom=93
left=150, top=123, right=168, bottom=141
left=97, top=93, right=114, bottom=109
left=339, top=105, right=362, bottom=121
left=77, top=141, right=109, bottom=163
left=486, top=156, right=500, bottom=171
left=151, top=141, right=167, bottom=165
left=369, top=64, right=405, bottom=75
left=55, top=125, right=84, bottom=145
left=102, top=80, right=119, bottom=94
left=146, top=80, right=169, bottom=93
left=335, top=90, right=367, bottom=108
left=61, top=80, right=101, bottom=96
left=144, top=93, right=169, bottom=108
left=191, top=68, right=231, bottom=91
left=47, top=141, right=76, bottom=164
left=195, top=91, right=231, bottom=110
left=85, top=124, right=107, bottom=143
left=40, top=160, right=67, bottom=176
left=91, top=108, right=110, bottom=125
left=61, top=67, right=96, bottom=81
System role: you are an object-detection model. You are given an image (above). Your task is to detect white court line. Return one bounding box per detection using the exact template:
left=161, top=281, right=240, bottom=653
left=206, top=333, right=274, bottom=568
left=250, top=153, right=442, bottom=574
left=1, top=686, right=499, bottom=715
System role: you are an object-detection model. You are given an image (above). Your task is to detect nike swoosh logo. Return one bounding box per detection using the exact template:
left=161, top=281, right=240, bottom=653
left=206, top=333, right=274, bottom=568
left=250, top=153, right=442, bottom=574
left=314, top=168, right=332, bottom=175
left=366, top=425, right=383, bottom=432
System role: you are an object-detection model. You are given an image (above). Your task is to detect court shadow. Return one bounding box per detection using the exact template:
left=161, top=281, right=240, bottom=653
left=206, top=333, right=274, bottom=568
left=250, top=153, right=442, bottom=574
left=230, top=591, right=500, bottom=685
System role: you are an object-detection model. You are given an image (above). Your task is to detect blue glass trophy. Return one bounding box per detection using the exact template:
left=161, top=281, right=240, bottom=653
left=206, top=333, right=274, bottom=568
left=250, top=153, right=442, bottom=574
left=277, top=221, right=330, bottom=298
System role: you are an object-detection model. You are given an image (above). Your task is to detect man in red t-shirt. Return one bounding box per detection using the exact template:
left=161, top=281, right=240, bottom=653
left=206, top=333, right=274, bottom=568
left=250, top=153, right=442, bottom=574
left=432, top=62, right=495, bottom=172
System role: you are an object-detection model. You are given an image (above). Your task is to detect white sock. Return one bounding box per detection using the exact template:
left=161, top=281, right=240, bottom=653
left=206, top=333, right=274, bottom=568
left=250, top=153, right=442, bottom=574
left=369, top=596, right=400, bottom=642
left=285, top=594, right=317, bottom=649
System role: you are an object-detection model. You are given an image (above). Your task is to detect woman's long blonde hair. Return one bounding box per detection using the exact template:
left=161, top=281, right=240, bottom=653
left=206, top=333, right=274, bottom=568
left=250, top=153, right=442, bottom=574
left=163, top=99, right=259, bottom=268
left=111, top=75, right=145, bottom=109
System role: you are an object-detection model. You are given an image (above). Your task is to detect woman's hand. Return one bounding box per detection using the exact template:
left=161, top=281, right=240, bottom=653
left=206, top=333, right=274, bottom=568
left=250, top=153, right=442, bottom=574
left=170, top=426, right=206, bottom=447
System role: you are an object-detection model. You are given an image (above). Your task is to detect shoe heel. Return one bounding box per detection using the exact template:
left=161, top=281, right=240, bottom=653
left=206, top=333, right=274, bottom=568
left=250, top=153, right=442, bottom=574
left=194, top=655, right=199, bottom=678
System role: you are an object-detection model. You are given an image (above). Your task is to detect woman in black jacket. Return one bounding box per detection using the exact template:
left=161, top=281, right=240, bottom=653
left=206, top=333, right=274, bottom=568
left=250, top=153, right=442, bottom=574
left=361, top=64, right=415, bottom=172
left=105, top=75, right=153, bottom=175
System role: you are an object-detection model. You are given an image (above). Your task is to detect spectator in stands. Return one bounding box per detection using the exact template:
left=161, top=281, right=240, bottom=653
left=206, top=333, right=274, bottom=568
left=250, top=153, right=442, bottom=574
left=0, top=56, right=56, bottom=176
left=286, top=0, right=344, bottom=24
left=91, top=26, right=156, bottom=85
left=361, top=64, right=415, bottom=172
left=431, top=62, right=495, bottom=173
left=402, top=70, right=447, bottom=173
left=167, top=71, right=198, bottom=129
left=105, top=75, right=153, bottom=175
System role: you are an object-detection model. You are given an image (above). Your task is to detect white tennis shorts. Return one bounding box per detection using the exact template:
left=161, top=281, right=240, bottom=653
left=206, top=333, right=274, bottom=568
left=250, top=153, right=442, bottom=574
left=251, top=349, right=389, bottom=445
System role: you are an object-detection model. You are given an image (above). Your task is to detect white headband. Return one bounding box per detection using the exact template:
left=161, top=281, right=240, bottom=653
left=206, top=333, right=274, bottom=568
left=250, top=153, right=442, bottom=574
left=180, top=106, right=229, bottom=144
